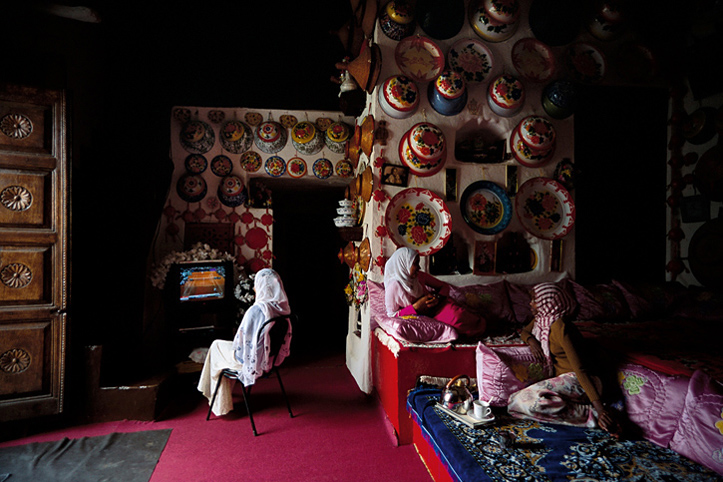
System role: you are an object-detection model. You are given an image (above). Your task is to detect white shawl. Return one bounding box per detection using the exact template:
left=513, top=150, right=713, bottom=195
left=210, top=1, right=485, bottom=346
left=383, top=247, right=425, bottom=316
left=233, top=268, right=292, bottom=386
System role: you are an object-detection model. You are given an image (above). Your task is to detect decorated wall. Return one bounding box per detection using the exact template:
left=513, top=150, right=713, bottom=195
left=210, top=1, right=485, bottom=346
left=153, top=107, right=355, bottom=276
left=341, top=0, right=671, bottom=392
left=666, top=87, right=723, bottom=288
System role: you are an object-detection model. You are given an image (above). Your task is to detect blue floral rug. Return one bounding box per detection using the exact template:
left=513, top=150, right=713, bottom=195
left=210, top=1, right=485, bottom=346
left=408, top=388, right=720, bottom=481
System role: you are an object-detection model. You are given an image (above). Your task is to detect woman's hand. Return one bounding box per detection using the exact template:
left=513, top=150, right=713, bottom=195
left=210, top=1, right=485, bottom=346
left=526, top=336, right=546, bottom=362
left=412, top=293, right=440, bottom=314
left=592, top=400, right=622, bottom=438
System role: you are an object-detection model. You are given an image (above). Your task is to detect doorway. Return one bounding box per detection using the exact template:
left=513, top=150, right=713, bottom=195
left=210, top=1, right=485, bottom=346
left=574, top=85, right=668, bottom=284
left=267, top=179, right=350, bottom=364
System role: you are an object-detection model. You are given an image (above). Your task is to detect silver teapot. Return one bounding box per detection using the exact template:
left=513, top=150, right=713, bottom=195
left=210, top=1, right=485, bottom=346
left=440, top=374, right=473, bottom=414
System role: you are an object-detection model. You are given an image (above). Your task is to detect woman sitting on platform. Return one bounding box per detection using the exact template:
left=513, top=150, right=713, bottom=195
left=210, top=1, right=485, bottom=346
left=384, top=247, right=485, bottom=338
left=197, top=268, right=291, bottom=416
left=508, top=282, right=621, bottom=436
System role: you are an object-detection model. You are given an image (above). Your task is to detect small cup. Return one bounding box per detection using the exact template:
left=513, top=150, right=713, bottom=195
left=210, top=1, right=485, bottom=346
left=473, top=399, right=492, bottom=420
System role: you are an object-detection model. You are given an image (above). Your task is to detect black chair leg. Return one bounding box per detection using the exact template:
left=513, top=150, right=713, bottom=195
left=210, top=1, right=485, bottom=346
left=274, top=367, right=294, bottom=418
left=206, top=372, right=224, bottom=421
left=240, top=384, right=258, bottom=436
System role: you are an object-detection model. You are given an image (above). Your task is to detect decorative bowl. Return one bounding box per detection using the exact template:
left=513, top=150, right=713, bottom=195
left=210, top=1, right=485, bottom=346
left=484, top=0, right=520, bottom=23
left=416, top=0, right=465, bottom=40
left=334, top=216, right=357, bottom=228
left=176, top=173, right=207, bottom=203
left=218, top=175, right=248, bottom=207
left=487, top=74, right=525, bottom=117
left=291, top=121, right=324, bottom=155
left=541, top=80, right=576, bottom=119
left=407, top=122, right=446, bottom=162
left=339, top=199, right=354, bottom=207
left=399, top=130, right=447, bottom=177
left=220, top=120, right=253, bottom=154
left=254, top=121, right=288, bottom=154
left=379, top=75, right=420, bottom=119
left=469, top=1, right=518, bottom=43
left=325, top=122, right=350, bottom=154
left=516, top=115, right=556, bottom=152
left=379, top=0, right=416, bottom=41
left=509, top=126, right=554, bottom=168
left=337, top=207, right=356, bottom=215
left=428, top=70, right=467, bottom=116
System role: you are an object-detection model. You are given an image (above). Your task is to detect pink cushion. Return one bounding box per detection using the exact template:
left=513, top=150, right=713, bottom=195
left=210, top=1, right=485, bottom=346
left=612, top=280, right=657, bottom=320
left=434, top=300, right=486, bottom=337
left=617, top=363, right=690, bottom=447
left=669, top=370, right=723, bottom=475
left=367, top=280, right=458, bottom=343
left=449, top=281, right=516, bottom=328
left=475, top=342, right=552, bottom=406
left=571, top=281, right=630, bottom=322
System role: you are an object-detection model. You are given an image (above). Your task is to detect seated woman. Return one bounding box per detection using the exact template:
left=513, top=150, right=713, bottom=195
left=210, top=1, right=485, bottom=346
left=508, top=282, right=621, bottom=436
left=197, top=268, right=292, bottom=417
left=384, top=247, right=485, bottom=338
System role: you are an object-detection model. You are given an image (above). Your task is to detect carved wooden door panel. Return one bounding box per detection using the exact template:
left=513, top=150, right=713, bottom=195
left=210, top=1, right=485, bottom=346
left=0, top=85, right=68, bottom=421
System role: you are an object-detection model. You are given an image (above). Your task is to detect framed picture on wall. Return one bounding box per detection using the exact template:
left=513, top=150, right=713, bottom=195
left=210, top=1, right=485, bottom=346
left=473, top=240, right=496, bottom=275
left=445, top=168, right=457, bottom=202
left=381, top=163, right=409, bottom=187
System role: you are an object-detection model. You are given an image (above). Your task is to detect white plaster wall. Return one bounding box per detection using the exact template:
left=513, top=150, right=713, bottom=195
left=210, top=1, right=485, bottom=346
left=345, top=1, right=587, bottom=393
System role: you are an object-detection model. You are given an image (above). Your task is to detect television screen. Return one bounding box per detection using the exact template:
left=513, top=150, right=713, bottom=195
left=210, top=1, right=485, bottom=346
left=178, top=263, right=228, bottom=302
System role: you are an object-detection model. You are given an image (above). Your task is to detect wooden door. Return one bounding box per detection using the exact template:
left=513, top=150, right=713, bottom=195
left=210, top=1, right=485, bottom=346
left=0, top=84, right=68, bottom=421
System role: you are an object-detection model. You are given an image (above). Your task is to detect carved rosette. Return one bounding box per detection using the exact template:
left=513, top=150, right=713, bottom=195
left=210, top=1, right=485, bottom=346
left=0, top=348, right=31, bottom=373
left=1, top=262, right=32, bottom=288
left=1, top=185, right=32, bottom=211
left=0, top=113, right=33, bottom=139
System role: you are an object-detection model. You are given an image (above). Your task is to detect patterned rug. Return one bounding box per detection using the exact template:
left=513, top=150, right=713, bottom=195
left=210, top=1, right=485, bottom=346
left=408, top=388, right=720, bottom=481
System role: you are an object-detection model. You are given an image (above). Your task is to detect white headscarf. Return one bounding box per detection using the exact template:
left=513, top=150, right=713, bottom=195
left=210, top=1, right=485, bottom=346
left=253, top=268, right=291, bottom=320
left=233, top=268, right=292, bottom=385
left=384, top=247, right=425, bottom=316
left=530, top=282, right=577, bottom=357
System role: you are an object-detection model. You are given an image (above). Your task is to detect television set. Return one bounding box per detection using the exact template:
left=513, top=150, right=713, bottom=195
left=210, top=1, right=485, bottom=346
left=166, top=259, right=236, bottom=334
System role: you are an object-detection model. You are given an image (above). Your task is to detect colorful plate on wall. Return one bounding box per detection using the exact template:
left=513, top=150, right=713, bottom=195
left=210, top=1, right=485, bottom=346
left=180, top=120, right=215, bottom=154
left=335, top=159, right=354, bottom=178
left=287, top=157, right=307, bottom=178
left=265, top=156, right=286, bottom=177
left=184, top=154, right=208, bottom=174
left=385, top=188, right=452, bottom=256
left=515, top=177, right=575, bottom=240
left=210, top=155, right=233, bottom=176
left=447, top=38, right=495, bottom=84
left=394, top=35, right=445, bottom=83
left=511, top=38, right=556, bottom=83
left=313, top=158, right=333, bottom=179
left=460, top=180, right=513, bottom=234
left=240, top=151, right=262, bottom=172
left=566, top=42, right=606, bottom=84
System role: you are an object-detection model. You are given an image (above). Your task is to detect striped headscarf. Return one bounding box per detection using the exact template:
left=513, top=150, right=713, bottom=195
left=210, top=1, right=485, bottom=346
left=530, top=282, right=577, bottom=357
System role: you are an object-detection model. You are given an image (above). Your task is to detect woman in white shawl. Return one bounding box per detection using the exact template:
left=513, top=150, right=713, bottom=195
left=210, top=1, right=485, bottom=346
left=384, top=247, right=484, bottom=337
left=198, top=268, right=292, bottom=417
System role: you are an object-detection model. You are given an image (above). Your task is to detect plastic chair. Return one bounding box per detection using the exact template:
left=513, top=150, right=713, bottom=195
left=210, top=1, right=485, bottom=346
left=206, top=314, right=295, bottom=436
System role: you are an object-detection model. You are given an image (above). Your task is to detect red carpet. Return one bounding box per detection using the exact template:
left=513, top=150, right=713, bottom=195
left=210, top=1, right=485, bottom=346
left=0, top=354, right=432, bottom=482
